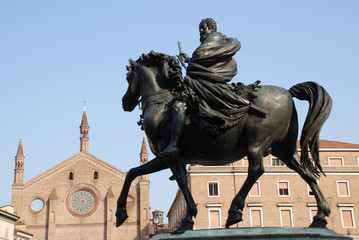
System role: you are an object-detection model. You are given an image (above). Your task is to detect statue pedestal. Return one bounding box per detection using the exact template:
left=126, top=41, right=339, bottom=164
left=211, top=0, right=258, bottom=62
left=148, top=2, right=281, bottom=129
left=150, top=228, right=353, bottom=240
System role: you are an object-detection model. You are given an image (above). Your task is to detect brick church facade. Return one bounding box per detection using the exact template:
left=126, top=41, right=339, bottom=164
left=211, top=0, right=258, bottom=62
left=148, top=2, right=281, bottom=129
left=11, top=108, right=151, bottom=240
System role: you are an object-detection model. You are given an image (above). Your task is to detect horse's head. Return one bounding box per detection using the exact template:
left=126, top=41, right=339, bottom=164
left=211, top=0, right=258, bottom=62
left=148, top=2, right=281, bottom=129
left=122, top=58, right=141, bottom=111
left=122, top=51, right=183, bottom=112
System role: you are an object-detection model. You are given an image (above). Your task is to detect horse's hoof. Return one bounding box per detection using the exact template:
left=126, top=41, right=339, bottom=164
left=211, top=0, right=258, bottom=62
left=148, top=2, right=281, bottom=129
left=115, top=208, right=128, bottom=227
left=309, top=216, right=328, bottom=228
left=174, top=219, right=194, bottom=234
left=226, top=209, right=243, bottom=228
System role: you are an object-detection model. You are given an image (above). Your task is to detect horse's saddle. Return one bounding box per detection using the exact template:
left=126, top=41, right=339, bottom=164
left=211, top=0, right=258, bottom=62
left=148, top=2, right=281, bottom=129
left=180, top=80, right=268, bottom=135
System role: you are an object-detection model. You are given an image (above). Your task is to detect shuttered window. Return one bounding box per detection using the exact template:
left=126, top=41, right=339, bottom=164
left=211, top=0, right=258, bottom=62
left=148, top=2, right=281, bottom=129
left=329, top=157, right=343, bottom=166
left=251, top=209, right=262, bottom=227
left=337, top=181, right=350, bottom=197
left=341, top=209, right=355, bottom=228
left=249, top=182, right=260, bottom=196
left=209, top=210, right=220, bottom=228
left=281, top=209, right=292, bottom=227
left=278, top=182, right=289, bottom=196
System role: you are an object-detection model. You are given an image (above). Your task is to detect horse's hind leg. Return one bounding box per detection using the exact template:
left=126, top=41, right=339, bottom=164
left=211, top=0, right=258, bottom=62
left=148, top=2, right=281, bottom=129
left=226, top=148, right=265, bottom=228
left=273, top=149, right=330, bottom=228
left=116, top=157, right=168, bottom=227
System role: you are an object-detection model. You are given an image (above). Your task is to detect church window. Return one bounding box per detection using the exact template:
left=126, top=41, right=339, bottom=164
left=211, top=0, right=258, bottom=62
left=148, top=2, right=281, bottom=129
left=142, top=208, right=148, bottom=220
left=69, top=171, right=74, bottom=180
left=108, top=210, right=112, bottom=221
left=66, top=184, right=100, bottom=217
left=94, top=170, right=98, bottom=179
left=70, top=190, right=96, bottom=215
left=30, top=198, right=44, bottom=212
left=126, top=195, right=135, bottom=210
left=50, top=211, right=55, bottom=223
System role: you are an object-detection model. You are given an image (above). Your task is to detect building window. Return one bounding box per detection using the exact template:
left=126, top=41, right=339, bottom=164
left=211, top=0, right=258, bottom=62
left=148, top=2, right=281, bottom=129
left=280, top=208, right=293, bottom=227
left=278, top=181, right=290, bottom=196
left=307, top=184, right=314, bottom=197
left=94, top=170, right=98, bottom=179
left=250, top=208, right=263, bottom=227
left=337, top=181, right=350, bottom=197
left=30, top=198, right=44, bottom=212
left=249, top=181, right=260, bottom=197
left=271, top=157, right=285, bottom=166
left=50, top=211, right=56, bottom=223
left=309, top=208, right=317, bottom=223
left=242, top=158, right=249, bottom=167
left=340, top=209, right=355, bottom=228
left=208, top=182, right=219, bottom=197
left=69, top=171, right=74, bottom=180
left=209, top=209, right=221, bottom=229
left=5, top=228, right=8, bottom=239
left=328, top=157, right=344, bottom=166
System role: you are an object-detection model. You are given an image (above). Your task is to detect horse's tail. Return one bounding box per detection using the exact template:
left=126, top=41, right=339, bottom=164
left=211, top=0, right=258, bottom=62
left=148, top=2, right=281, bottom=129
left=289, top=81, right=332, bottom=178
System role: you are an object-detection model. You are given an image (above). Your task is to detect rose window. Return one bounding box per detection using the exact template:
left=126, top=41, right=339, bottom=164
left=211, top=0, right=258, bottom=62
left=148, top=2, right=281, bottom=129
left=70, top=190, right=96, bottom=215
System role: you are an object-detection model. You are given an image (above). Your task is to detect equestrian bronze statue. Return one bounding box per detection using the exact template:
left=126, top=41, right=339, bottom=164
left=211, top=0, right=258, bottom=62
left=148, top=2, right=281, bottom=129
left=116, top=18, right=332, bottom=233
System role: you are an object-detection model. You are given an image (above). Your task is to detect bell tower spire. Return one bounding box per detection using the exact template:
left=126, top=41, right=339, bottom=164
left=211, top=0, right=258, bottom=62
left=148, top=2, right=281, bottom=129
left=140, top=137, right=149, bottom=165
left=80, top=104, right=90, bottom=152
left=140, top=137, right=149, bottom=180
left=14, top=137, right=25, bottom=185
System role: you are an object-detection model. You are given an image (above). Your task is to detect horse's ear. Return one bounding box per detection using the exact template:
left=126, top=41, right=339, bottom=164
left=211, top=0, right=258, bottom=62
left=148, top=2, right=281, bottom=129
left=129, top=58, right=136, bottom=67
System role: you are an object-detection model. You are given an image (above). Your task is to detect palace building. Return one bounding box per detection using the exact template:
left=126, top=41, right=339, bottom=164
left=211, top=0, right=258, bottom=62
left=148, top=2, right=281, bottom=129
left=168, top=140, right=359, bottom=239
left=11, top=108, right=151, bottom=240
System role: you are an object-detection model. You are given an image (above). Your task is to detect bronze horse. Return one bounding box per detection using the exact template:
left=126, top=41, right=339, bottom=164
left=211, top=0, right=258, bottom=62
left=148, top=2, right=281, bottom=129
left=116, top=51, right=332, bottom=233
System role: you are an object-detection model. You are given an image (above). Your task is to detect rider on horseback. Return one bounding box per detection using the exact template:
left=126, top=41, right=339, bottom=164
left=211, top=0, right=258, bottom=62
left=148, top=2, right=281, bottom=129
left=158, top=18, right=252, bottom=157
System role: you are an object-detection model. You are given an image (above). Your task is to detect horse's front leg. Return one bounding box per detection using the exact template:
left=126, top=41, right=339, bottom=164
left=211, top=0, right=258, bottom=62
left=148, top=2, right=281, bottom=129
left=166, top=154, right=197, bottom=233
left=116, top=157, right=168, bottom=227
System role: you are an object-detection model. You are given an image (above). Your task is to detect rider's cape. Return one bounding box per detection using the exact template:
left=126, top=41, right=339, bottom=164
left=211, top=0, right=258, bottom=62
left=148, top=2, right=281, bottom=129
left=184, top=32, right=250, bottom=135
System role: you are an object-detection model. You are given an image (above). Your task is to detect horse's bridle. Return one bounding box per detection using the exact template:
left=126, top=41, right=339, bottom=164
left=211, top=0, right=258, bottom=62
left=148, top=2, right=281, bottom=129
left=140, top=90, right=173, bottom=112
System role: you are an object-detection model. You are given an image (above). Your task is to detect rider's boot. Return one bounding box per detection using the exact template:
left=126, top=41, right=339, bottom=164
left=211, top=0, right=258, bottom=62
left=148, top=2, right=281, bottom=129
left=158, top=102, right=186, bottom=158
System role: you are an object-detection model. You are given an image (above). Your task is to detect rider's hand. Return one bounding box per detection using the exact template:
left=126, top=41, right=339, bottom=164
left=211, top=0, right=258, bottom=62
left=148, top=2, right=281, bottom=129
left=179, top=53, right=190, bottom=63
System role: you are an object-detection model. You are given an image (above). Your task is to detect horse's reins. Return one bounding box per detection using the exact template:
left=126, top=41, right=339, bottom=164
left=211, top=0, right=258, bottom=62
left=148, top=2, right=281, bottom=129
left=138, top=90, right=173, bottom=112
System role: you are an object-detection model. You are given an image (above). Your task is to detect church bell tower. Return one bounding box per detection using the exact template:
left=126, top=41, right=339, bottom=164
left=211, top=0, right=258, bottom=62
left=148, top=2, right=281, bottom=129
left=80, top=105, right=90, bottom=152
left=14, top=137, right=25, bottom=185
left=140, top=137, right=149, bottom=165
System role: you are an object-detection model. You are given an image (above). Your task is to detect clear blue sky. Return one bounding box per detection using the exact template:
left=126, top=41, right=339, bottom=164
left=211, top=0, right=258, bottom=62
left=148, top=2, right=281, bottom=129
left=1, top=0, right=358, bottom=223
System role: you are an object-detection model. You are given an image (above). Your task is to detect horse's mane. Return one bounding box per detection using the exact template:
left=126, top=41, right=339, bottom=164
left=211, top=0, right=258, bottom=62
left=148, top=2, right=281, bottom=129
left=127, top=51, right=183, bottom=90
